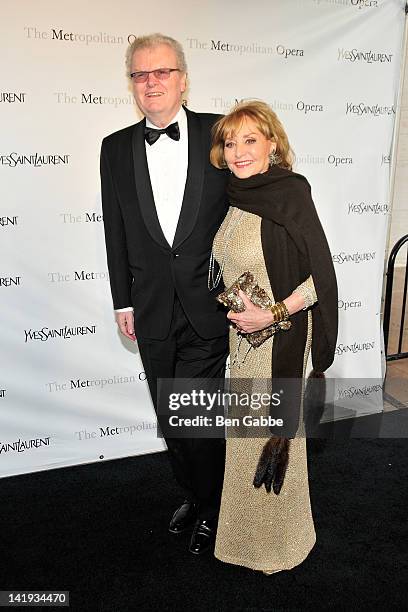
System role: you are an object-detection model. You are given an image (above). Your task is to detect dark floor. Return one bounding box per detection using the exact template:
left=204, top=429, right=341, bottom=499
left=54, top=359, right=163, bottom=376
left=1, top=438, right=407, bottom=611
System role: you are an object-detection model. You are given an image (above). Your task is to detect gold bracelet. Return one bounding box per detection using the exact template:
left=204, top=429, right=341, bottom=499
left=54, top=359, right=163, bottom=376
left=270, top=301, right=289, bottom=323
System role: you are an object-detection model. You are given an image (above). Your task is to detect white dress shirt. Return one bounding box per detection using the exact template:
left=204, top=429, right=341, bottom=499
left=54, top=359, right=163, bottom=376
left=116, top=106, right=188, bottom=313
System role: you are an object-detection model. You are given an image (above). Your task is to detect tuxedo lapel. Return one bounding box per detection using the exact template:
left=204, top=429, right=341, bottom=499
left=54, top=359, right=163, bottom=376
left=132, top=119, right=170, bottom=249
left=172, top=108, right=205, bottom=251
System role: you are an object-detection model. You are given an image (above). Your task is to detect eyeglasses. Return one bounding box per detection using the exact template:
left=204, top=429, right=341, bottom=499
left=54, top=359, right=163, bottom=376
left=130, top=68, right=181, bottom=83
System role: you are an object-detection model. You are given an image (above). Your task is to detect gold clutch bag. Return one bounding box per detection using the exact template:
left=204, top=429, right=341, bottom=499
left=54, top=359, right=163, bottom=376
left=216, top=271, right=291, bottom=348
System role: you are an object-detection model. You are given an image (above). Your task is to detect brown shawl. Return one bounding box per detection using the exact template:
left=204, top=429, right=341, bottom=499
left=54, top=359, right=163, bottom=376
left=227, top=165, right=338, bottom=437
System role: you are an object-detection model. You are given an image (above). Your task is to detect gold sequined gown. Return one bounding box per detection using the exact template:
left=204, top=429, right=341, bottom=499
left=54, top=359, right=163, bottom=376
left=212, top=207, right=317, bottom=572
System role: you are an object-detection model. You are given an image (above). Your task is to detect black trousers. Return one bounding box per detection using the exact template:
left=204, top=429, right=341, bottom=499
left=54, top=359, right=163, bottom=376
left=137, top=294, right=229, bottom=520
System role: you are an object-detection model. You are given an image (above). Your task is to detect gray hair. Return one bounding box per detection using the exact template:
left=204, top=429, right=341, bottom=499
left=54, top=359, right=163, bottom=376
left=125, top=33, right=188, bottom=78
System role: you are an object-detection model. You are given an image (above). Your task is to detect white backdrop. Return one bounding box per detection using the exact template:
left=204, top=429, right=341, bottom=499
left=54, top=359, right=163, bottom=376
left=1, top=0, right=406, bottom=478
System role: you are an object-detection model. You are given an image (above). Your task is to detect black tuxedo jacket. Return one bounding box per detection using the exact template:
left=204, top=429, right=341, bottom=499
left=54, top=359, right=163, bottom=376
left=100, top=107, right=229, bottom=340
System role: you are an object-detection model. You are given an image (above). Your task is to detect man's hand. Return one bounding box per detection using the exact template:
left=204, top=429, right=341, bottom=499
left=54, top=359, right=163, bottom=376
left=115, top=311, right=136, bottom=342
left=227, top=290, right=274, bottom=333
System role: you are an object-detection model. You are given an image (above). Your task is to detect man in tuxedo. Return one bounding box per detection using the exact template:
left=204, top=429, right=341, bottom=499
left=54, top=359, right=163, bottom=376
left=100, top=33, right=229, bottom=555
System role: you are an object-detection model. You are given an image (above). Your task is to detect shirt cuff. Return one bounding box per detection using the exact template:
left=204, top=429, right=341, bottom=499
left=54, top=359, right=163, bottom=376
left=292, top=275, right=317, bottom=310
left=115, top=307, right=134, bottom=313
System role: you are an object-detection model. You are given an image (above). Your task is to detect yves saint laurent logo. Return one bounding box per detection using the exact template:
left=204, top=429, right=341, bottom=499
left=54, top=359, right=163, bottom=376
left=338, top=48, right=391, bottom=63
left=0, top=437, right=50, bottom=454
left=0, top=93, right=26, bottom=103
left=1, top=153, right=70, bottom=167
left=335, top=341, right=375, bottom=356
left=347, top=202, right=389, bottom=215
left=0, top=276, right=21, bottom=287
left=0, top=216, right=18, bottom=227
left=346, top=102, right=395, bottom=117
left=332, top=251, right=376, bottom=264
left=337, top=382, right=382, bottom=400
left=24, top=325, right=97, bottom=343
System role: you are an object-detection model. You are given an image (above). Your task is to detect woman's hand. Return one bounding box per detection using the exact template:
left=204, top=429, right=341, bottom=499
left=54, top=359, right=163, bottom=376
left=227, top=290, right=274, bottom=333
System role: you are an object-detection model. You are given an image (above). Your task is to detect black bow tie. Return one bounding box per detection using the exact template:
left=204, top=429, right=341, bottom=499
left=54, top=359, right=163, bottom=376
left=144, top=122, right=180, bottom=145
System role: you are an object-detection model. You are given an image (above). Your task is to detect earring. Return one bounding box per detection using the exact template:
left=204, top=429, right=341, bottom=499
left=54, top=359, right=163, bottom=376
left=269, top=150, right=278, bottom=166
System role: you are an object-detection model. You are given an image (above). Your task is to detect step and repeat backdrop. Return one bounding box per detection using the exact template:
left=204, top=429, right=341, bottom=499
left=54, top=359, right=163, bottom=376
left=1, top=0, right=406, bottom=477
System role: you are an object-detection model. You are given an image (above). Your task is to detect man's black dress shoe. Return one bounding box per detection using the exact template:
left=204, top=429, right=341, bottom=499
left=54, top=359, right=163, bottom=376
left=168, top=500, right=198, bottom=534
left=189, top=518, right=217, bottom=555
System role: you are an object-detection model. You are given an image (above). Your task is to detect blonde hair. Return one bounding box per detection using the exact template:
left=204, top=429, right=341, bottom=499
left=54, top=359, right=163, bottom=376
left=125, top=33, right=187, bottom=78
left=210, top=100, right=294, bottom=170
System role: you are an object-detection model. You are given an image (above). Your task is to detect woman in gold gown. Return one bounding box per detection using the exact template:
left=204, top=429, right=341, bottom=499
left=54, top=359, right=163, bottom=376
left=209, top=101, right=338, bottom=573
